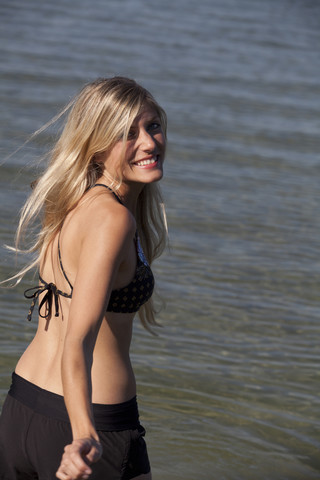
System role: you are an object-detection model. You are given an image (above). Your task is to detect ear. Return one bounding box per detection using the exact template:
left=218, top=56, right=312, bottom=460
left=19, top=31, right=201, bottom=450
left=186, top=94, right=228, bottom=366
left=87, top=155, right=104, bottom=184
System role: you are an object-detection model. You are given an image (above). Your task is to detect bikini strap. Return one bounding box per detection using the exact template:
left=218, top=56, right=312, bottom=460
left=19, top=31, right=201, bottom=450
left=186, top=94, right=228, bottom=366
left=56, top=184, right=122, bottom=291
left=93, top=184, right=123, bottom=205
left=57, top=232, right=74, bottom=292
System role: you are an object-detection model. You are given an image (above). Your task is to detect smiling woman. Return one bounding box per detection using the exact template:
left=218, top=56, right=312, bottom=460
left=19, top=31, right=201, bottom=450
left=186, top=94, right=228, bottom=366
left=98, top=106, right=166, bottom=190
left=0, top=77, right=168, bottom=480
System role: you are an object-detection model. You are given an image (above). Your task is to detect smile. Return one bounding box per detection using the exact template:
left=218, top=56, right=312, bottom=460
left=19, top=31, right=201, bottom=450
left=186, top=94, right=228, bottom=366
left=134, top=156, right=159, bottom=167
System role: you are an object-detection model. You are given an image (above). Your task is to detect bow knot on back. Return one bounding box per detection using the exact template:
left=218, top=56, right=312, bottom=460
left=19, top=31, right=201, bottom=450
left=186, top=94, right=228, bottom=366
left=24, top=282, right=60, bottom=322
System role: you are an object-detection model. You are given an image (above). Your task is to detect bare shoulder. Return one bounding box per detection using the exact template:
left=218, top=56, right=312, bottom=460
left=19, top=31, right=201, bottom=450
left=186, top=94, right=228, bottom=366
left=77, top=190, right=136, bottom=246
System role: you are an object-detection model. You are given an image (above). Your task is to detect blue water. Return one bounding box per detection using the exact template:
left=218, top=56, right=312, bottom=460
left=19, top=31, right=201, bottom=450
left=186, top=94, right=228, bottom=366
left=1, top=0, right=320, bottom=478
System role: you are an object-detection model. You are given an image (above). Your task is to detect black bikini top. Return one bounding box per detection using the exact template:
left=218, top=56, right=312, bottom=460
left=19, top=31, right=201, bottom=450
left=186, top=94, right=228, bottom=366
left=24, top=185, right=154, bottom=321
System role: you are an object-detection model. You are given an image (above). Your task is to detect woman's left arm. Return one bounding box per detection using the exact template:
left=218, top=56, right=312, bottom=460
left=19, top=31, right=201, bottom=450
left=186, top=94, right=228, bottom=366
left=56, top=207, right=135, bottom=480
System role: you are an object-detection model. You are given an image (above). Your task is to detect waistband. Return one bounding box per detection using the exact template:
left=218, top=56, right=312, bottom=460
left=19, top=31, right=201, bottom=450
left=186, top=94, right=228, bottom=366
left=9, top=372, right=140, bottom=431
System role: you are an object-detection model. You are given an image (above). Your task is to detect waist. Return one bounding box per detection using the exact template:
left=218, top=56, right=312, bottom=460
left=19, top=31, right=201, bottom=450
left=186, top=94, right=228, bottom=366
left=15, top=326, right=136, bottom=403
left=9, top=372, right=140, bottom=431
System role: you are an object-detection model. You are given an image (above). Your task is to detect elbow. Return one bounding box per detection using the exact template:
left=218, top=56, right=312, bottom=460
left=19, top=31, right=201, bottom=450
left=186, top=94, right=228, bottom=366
left=61, top=335, right=94, bottom=373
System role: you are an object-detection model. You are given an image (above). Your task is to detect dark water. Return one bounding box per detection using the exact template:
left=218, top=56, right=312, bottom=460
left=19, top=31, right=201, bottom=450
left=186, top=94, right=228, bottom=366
left=1, top=0, right=320, bottom=478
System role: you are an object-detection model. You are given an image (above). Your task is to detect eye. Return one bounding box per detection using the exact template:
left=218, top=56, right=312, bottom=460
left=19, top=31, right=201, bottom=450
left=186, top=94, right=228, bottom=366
left=148, top=122, right=161, bottom=132
left=127, top=128, right=136, bottom=139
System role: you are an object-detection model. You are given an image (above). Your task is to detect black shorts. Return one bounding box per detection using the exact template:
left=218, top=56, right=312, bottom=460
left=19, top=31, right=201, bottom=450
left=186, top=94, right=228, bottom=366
left=0, top=373, right=150, bottom=480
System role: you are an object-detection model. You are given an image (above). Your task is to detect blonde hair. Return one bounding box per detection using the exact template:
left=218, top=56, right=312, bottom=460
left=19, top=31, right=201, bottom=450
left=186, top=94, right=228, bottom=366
left=10, top=77, right=168, bottom=331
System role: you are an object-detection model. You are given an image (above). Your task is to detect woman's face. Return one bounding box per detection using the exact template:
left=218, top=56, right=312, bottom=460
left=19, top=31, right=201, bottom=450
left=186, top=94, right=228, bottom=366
left=101, top=105, right=166, bottom=186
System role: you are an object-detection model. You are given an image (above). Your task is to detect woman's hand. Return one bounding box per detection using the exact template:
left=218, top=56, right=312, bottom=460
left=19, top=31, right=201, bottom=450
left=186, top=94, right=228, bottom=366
left=56, top=438, right=102, bottom=480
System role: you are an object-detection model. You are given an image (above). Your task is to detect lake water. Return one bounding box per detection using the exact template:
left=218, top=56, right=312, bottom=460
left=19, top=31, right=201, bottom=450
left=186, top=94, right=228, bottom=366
left=0, top=0, right=320, bottom=478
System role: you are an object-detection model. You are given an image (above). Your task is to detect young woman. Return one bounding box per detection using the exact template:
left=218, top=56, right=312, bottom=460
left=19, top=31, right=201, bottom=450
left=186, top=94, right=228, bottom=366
left=0, top=77, right=167, bottom=480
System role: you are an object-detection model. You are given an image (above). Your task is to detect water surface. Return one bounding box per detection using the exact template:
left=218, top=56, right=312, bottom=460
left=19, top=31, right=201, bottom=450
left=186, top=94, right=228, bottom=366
left=1, top=0, right=320, bottom=478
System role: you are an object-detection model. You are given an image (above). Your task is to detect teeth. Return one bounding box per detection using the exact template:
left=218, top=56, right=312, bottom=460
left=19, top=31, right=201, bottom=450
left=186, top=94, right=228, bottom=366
left=136, top=158, right=157, bottom=166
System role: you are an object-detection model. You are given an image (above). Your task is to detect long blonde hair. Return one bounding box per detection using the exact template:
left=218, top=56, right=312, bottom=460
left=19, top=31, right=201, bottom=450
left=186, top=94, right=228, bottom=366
left=10, top=77, right=168, bottom=331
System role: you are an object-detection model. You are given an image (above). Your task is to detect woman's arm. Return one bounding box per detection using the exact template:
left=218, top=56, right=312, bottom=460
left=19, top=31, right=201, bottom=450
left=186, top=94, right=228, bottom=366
left=56, top=205, right=135, bottom=480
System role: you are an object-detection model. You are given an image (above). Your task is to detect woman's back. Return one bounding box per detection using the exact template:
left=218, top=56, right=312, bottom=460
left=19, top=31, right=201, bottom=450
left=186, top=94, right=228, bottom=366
left=16, top=187, right=138, bottom=403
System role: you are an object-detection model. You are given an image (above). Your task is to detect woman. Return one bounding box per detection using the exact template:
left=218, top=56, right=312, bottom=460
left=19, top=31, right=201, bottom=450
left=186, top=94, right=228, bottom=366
left=0, top=77, right=167, bottom=480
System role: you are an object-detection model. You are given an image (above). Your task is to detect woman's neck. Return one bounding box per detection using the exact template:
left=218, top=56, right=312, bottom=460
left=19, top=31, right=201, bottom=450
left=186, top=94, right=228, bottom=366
left=98, top=175, right=144, bottom=217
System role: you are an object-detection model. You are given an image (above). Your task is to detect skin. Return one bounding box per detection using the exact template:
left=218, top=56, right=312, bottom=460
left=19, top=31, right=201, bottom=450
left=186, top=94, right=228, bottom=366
left=15, top=105, right=165, bottom=480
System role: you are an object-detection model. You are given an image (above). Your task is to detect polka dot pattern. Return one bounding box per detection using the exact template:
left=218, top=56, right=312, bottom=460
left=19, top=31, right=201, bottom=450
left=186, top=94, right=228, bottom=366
left=107, top=236, right=154, bottom=313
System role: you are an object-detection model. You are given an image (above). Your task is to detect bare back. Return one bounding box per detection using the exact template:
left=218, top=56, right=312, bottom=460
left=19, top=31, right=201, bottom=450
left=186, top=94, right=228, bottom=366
left=16, top=187, right=139, bottom=404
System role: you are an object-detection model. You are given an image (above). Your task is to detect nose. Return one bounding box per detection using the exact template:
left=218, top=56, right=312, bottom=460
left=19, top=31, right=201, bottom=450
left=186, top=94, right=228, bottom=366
left=138, top=128, right=156, bottom=152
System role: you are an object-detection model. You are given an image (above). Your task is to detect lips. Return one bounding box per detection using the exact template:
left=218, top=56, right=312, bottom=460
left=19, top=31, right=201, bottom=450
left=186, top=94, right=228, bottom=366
left=134, top=155, right=159, bottom=167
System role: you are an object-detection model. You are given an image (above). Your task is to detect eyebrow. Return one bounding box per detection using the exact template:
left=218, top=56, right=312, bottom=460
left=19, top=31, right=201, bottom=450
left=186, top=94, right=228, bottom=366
left=130, top=116, right=160, bottom=129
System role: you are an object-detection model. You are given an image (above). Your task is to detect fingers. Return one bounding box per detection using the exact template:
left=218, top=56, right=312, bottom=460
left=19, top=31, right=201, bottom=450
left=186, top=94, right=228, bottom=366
left=56, top=438, right=102, bottom=480
left=56, top=463, right=90, bottom=480
left=86, top=441, right=103, bottom=464
left=56, top=445, right=91, bottom=480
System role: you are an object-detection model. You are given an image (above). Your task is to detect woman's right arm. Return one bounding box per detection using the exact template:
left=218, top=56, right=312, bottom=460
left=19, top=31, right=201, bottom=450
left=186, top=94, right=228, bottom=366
left=56, top=205, right=135, bottom=480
